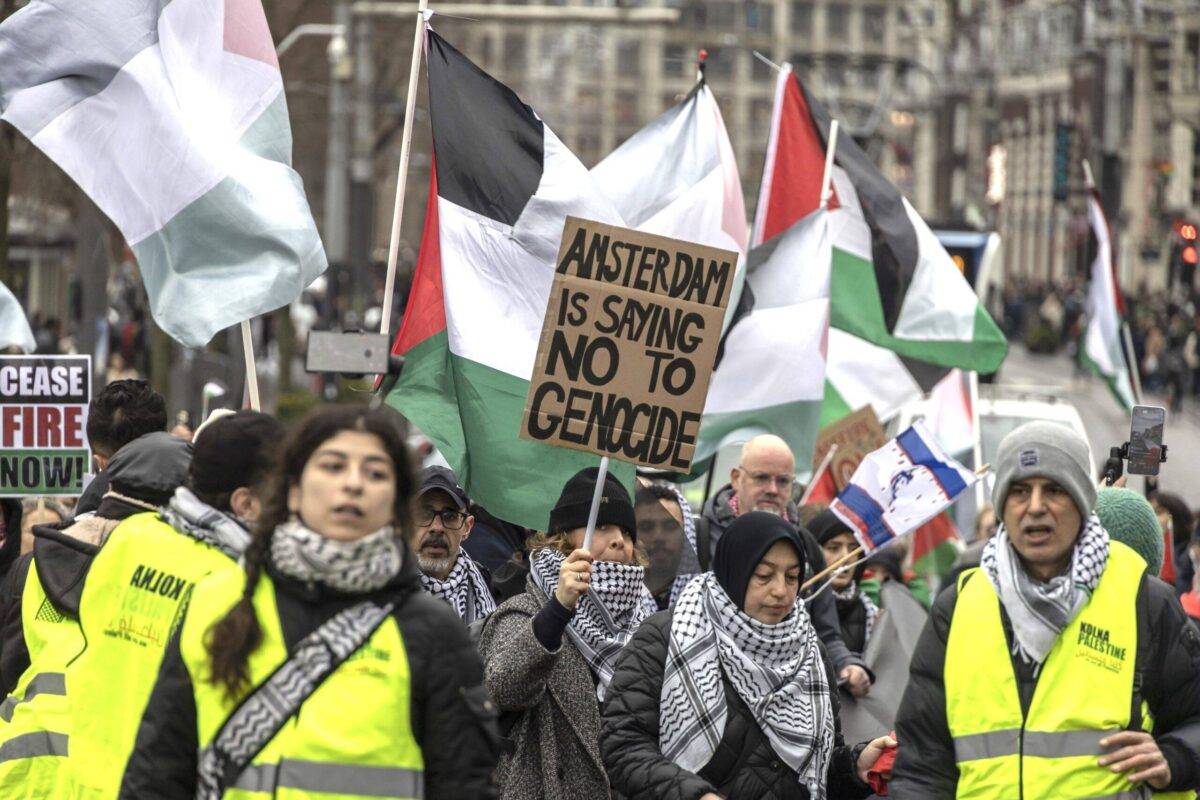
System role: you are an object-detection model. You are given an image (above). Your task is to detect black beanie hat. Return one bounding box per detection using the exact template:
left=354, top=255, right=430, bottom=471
left=548, top=467, right=637, bottom=541
left=191, top=411, right=285, bottom=497
left=808, top=509, right=854, bottom=547
left=713, top=511, right=807, bottom=610
left=106, top=431, right=192, bottom=507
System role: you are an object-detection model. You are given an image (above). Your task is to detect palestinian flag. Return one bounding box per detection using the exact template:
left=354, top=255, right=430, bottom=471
left=386, top=28, right=634, bottom=531
left=1081, top=187, right=1136, bottom=409
left=754, top=64, right=1007, bottom=374
left=0, top=0, right=326, bottom=346
left=821, top=328, right=949, bottom=428
left=911, top=513, right=961, bottom=578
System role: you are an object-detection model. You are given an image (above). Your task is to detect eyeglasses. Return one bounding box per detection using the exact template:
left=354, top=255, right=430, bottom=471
left=737, top=466, right=795, bottom=489
left=414, top=507, right=468, bottom=530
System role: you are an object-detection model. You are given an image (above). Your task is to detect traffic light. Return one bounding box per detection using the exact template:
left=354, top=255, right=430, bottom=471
left=1176, top=220, right=1199, bottom=288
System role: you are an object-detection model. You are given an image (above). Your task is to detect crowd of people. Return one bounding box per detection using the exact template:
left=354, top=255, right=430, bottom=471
left=1000, top=277, right=1200, bottom=411
left=0, top=377, right=1198, bottom=798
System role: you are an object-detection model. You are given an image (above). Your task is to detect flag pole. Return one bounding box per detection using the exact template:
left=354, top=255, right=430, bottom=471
left=240, top=319, right=261, bottom=411
left=1083, top=158, right=1142, bottom=404
left=581, top=456, right=610, bottom=552
left=969, top=370, right=986, bottom=510
left=799, top=443, right=839, bottom=505
left=379, top=0, right=429, bottom=340
left=819, top=119, right=839, bottom=210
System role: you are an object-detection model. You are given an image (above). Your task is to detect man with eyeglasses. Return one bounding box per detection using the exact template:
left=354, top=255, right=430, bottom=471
left=409, top=466, right=497, bottom=623
left=699, top=434, right=873, bottom=696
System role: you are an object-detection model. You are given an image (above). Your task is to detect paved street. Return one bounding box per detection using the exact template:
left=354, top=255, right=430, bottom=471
left=995, top=345, right=1199, bottom=496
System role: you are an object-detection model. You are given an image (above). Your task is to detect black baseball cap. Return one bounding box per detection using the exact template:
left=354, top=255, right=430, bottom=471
left=418, top=466, right=468, bottom=510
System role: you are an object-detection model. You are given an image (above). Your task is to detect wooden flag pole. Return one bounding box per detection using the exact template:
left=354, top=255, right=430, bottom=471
left=581, top=456, right=611, bottom=552
left=379, top=0, right=429, bottom=340
left=240, top=319, right=261, bottom=411
left=799, top=443, right=839, bottom=506
left=802, top=544, right=862, bottom=591
left=819, top=119, right=840, bottom=210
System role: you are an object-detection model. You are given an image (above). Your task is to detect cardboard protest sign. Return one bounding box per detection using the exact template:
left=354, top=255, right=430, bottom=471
left=812, top=406, right=887, bottom=491
left=0, top=355, right=92, bottom=496
left=521, top=217, right=737, bottom=471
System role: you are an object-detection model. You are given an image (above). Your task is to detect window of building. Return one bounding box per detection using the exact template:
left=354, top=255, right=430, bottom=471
left=862, top=5, right=886, bottom=41
left=746, top=1, right=774, bottom=33
left=752, top=98, right=773, bottom=130
left=826, top=3, right=849, bottom=39
left=503, top=32, right=526, bottom=73
left=617, top=39, right=640, bottom=77
left=790, top=1, right=813, bottom=36
left=709, top=1, right=736, bottom=29
left=1192, top=132, right=1200, bottom=208
left=1187, top=32, right=1200, bottom=91
left=663, top=43, right=686, bottom=77
left=615, top=91, right=638, bottom=126
left=682, top=1, right=707, bottom=28
left=706, top=46, right=735, bottom=79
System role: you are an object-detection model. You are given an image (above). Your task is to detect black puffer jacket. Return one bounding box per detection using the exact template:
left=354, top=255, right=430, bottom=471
left=601, top=611, right=871, bottom=800
left=119, top=547, right=500, bottom=800
left=700, top=484, right=865, bottom=676
left=892, top=571, right=1200, bottom=798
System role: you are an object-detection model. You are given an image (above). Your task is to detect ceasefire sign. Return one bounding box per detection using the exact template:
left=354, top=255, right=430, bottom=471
left=0, top=355, right=92, bottom=496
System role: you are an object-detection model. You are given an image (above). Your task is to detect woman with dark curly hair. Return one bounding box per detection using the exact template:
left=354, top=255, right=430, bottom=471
left=120, top=405, right=499, bottom=799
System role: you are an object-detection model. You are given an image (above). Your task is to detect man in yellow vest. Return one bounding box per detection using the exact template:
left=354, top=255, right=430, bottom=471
left=892, top=421, right=1200, bottom=799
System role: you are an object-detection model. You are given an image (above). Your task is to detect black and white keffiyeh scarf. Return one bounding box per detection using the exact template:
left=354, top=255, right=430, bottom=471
left=641, top=485, right=703, bottom=615
left=530, top=547, right=650, bottom=700
left=159, top=487, right=252, bottom=560
left=832, top=584, right=879, bottom=644
left=270, top=519, right=403, bottom=594
left=421, top=554, right=497, bottom=623
left=981, top=514, right=1108, bottom=669
left=660, top=573, right=835, bottom=797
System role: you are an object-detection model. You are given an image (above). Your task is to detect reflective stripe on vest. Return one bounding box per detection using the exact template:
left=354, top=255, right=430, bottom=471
left=945, top=542, right=1170, bottom=800
left=0, top=730, right=68, bottom=762
left=65, top=512, right=239, bottom=800
left=216, top=755, right=425, bottom=797
left=0, top=567, right=81, bottom=798
left=183, top=570, right=425, bottom=800
left=0, top=673, right=65, bottom=723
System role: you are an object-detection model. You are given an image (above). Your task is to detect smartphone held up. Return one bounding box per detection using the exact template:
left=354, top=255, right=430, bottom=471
left=1127, top=405, right=1167, bottom=477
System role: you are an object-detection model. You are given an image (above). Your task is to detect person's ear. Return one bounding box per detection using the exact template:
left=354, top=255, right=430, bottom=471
left=94, top=453, right=110, bottom=471
left=229, top=487, right=260, bottom=522
left=730, top=466, right=741, bottom=487
left=461, top=515, right=475, bottom=540
left=287, top=484, right=300, bottom=515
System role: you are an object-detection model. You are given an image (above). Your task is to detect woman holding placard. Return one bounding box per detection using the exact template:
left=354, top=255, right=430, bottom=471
left=479, top=466, right=649, bottom=800
left=599, top=511, right=894, bottom=800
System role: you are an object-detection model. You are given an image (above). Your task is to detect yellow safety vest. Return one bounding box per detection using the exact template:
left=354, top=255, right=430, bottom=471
left=63, top=511, right=238, bottom=799
left=181, top=569, right=425, bottom=799
left=0, top=566, right=80, bottom=799
left=946, top=540, right=1195, bottom=800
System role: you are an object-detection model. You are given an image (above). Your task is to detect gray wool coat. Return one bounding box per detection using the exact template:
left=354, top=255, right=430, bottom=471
left=479, top=583, right=613, bottom=800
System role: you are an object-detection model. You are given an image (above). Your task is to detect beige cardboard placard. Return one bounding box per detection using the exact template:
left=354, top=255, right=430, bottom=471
left=520, top=217, right=737, bottom=471
left=812, top=406, right=887, bottom=491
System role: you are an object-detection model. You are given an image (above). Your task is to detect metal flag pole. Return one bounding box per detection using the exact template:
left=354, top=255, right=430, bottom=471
left=378, top=0, right=429, bottom=341
left=240, top=319, right=261, bottom=411
left=581, top=456, right=610, bottom=552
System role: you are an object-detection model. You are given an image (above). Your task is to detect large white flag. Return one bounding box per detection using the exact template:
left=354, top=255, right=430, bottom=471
left=0, top=281, right=35, bottom=353
left=0, top=0, right=326, bottom=346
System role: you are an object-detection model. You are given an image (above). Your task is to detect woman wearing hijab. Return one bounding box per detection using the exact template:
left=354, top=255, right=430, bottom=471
left=119, top=406, right=499, bottom=799
left=479, top=467, right=649, bottom=800
left=601, top=512, right=894, bottom=800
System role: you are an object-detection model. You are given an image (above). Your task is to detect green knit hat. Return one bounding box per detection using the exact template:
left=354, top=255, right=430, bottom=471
left=1095, top=487, right=1162, bottom=574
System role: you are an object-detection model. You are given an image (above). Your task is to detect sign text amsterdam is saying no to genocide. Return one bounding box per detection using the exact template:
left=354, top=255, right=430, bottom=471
left=0, top=356, right=92, bottom=496
left=521, top=217, right=736, bottom=472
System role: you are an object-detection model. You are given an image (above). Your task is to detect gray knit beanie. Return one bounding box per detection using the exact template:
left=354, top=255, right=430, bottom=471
left=992, top=421, right=1095, bottom=517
